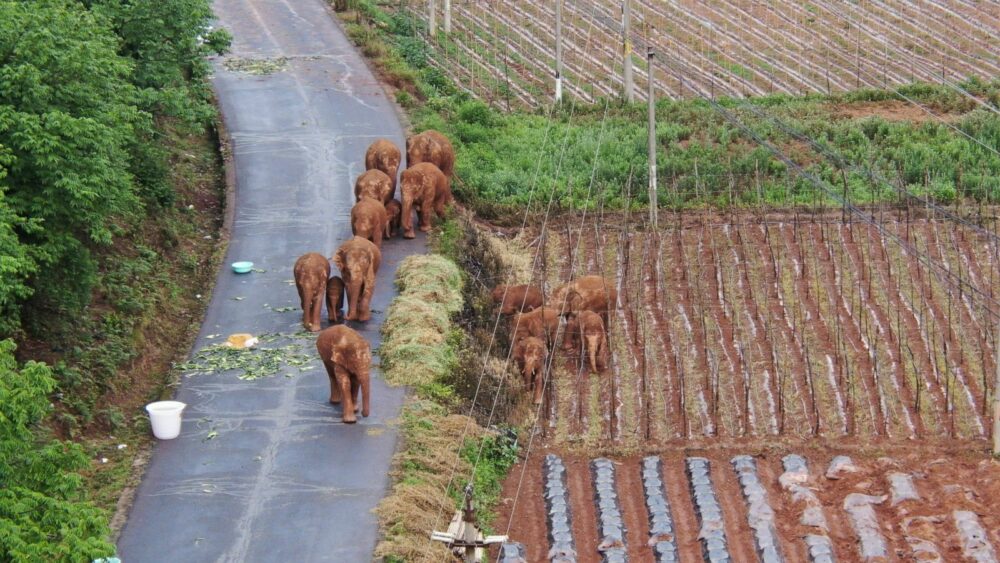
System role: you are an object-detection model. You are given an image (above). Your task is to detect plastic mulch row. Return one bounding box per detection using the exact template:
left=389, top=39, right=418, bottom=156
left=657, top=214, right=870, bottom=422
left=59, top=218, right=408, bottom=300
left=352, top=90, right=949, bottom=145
left=641, top=456, right=679, bottom=562
left=731, top=455, right=783, bottom=563
left=780, top=454, right=834, bottom=563
left=544, top=454, right=577, bottom=563
left=591, top=458, right=627, bottom=563
left=686, top=457, right=731, bottom=563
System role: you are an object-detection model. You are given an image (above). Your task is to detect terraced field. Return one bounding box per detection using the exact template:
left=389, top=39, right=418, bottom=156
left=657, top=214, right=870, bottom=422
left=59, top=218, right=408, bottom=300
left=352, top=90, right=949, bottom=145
left=410, top=0, right=1000, bottom=106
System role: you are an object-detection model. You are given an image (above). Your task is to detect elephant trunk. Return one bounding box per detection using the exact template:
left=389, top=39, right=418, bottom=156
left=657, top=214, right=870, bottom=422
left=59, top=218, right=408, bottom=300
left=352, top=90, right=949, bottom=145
left=531, top=363, right=545, bottom=405
left=346, top=274, right=361, bottom=320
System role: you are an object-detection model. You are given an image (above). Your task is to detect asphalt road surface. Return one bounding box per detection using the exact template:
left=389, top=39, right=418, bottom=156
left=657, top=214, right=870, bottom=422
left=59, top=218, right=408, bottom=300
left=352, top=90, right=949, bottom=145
left=116, top=0, right=421, bottom=560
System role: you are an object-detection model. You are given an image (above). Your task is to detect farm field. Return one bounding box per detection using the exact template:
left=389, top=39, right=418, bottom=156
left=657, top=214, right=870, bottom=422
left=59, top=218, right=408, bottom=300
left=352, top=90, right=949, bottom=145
left=485, top=211, right=1000, bottom=560
left=408, top=0, right=1000, bottom=107
left=497, top=446, right=1000, bottom=562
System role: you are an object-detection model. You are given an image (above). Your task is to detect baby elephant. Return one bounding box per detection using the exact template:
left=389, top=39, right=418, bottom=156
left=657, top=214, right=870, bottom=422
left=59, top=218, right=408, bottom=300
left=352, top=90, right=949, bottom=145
left=326, top=275, right=344, bottom=324
left=575, top=311, right=608, bottom=374
left=316, top=325, right=371, bottom=423
left=384, top=199, right=402, bottom=239
left=294, top=252, right=331, bottom=332
left=492, top=284, right=543, bottom=315
left=511, top=306, right=561, bottom=346
left=514, top=336, right=547, bottom=404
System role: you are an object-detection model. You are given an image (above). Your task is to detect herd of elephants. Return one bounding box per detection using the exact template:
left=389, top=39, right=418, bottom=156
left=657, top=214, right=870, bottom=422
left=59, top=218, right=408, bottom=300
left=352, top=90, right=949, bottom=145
left=295, top=130, right=617, bottom=422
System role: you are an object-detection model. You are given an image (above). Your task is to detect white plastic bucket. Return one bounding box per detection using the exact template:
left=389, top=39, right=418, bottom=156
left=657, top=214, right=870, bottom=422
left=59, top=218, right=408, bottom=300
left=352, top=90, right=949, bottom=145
left=145, top=401, right=187, bottom=439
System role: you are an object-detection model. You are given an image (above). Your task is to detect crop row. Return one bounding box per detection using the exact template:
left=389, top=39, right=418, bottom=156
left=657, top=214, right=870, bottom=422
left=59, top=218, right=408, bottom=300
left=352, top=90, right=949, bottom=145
left=535, top=215, right=996, bottom=444
left=407, top=0, right=999, bottom=106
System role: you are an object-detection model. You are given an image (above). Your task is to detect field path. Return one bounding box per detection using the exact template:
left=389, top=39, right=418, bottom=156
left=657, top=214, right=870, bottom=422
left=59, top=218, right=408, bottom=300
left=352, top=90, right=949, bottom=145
left=116, top=0, right=420, bottom=560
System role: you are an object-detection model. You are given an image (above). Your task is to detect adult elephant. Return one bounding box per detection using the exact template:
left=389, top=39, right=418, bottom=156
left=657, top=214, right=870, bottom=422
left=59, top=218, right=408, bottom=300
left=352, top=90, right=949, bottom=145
left=552, top=275, right=617, bottom=348
left=351, top=198, right=387, bottom=249
left=492, top=284, right=543, bottom=315
left=354, top=169, right=394, bottom=204
left=406, top=130, right=455, bottom=179
left=332, top=236, right=381, bottom=321
left=400, top=162, right=450, bottom=239
left=511, top=306, right=561, bottom=346
left=365, top=138, right=401, bottom=193
left=316, top=325, right=371, bottom=423
left=293, top=252, right=331, bottom=332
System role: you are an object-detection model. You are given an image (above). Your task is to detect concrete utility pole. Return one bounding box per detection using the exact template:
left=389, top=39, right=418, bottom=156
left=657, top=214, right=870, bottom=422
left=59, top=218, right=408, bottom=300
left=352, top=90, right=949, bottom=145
left=428, top=0, right=436, bottom=36
left=430, top=485, right=508, bottom=562
left=555, top=0, right=563, bottom=102
left=647, top=45, right=658, bottom=229
left=444, top=0, right=451, bottom=34
left=622, top=0, right=634, bottom=102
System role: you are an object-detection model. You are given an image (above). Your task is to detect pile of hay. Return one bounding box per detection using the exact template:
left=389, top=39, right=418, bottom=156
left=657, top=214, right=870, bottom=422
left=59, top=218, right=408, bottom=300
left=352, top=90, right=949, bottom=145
left=373, top=400, right=484, bottom=562
left=380, top=255, right=463, bottom=387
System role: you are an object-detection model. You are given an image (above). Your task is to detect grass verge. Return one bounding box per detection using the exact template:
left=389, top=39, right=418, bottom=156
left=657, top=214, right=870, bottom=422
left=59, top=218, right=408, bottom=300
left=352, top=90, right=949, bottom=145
left=376, top=251, right=519, bottom=561
left=334, top=0, right=1000, bottom=218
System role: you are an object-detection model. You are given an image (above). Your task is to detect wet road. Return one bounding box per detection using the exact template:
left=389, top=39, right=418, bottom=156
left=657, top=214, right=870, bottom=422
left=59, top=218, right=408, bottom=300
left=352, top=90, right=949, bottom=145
left=116, top=0, right=420, bottom=560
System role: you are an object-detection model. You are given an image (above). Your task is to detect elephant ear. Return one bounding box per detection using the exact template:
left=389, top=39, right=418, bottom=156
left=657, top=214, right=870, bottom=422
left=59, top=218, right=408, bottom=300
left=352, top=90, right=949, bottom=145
left=332, top=249, right=345, bottom=271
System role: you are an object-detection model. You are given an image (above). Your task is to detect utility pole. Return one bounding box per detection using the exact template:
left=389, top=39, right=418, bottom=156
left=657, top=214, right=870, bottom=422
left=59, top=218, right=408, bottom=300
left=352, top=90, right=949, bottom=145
left=555, top=0, right=563, bottom=102
left=430, top=485, right=508, bottom=562
left=647, top=44, right=658, bottom=229
left=443, top=0, right=451, bottom=34
left=428, top=0, right=436, bottom=36
left=622, top=0, right=634, bottom=102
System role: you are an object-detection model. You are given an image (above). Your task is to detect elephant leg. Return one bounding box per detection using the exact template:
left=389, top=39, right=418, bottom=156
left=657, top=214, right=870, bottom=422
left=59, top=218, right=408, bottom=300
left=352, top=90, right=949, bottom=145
left=335, top=364, right=356, bottom=423
left=310, top=290, right=323, bottom=331
left=418, top=203, right=433, bottom=232
left=402, top=197, right=415, bottom=239
left=359, top=274, right=375, bottom=321
left=350, top=378, right=360, bottom=413
left=298, top=285, right=310, bottom=330
left=323, top=359, right=341, bottom=404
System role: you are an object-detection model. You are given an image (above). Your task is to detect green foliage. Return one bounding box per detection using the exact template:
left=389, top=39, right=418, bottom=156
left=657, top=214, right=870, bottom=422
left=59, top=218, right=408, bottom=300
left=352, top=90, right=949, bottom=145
left=454, top=430, right=518, bottom=533
left=341, top=1, right=1000, bottom=214
left=0, top=0, right=227, bottom=338
left=0, top=339, right=114, bottom=561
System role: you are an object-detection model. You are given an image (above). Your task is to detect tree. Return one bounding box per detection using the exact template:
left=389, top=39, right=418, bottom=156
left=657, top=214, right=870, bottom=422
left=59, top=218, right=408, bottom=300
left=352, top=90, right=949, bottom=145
left=0, top=339, right=114, bottom=561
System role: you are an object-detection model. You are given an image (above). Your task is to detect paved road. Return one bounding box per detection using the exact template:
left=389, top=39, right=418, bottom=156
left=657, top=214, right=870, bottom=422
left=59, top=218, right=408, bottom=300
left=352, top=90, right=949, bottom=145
left=116, top=0, right=421, bottom=560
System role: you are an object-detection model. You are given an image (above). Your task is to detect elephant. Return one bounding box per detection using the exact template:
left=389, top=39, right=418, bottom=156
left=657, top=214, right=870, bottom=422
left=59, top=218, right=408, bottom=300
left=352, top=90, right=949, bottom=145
left=384, top=199, right=402, bottom=239
left=365, top=138, right=402, bottom=193
left=400, top=162, right=451, bottom=239
left=492, top=284, right=543, bottom=315
left=511, top=306, right=561, bottom=346
left=316, top=325, right=371, bottom=423
left=406, top=130, right=455, bottom=179
left=351, top=198, right=387, bottom=249
left=574, top=310, right=608, bottom=374
left=354, top=169, right=394, bottom=204
left=326, top=275, right=344, bottom=323
left=552, top=275, right=617, bottom=348
left=293, top=252, right=331, bottom=332
left=332, top=236, right=381, bottom=322
left=514, top=336, right=547, bottom=404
